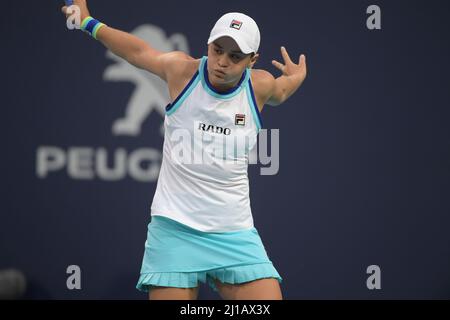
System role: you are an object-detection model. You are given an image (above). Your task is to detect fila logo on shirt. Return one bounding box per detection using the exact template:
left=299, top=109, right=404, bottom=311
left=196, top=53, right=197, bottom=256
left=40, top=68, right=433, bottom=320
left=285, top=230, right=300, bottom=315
left=230, top=20, right=243, bottom=30
left=235, top=114, right=246, bottom=126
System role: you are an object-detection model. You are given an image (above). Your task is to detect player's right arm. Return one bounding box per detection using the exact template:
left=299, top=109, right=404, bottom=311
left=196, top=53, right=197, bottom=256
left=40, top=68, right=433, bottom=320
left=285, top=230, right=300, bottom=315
left=61, top=0, right=188, bottom=82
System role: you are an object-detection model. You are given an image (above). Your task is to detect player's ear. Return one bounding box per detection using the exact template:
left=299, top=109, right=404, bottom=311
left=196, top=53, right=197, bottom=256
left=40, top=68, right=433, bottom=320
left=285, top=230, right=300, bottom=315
left=248, top=53, right=259, bottom=69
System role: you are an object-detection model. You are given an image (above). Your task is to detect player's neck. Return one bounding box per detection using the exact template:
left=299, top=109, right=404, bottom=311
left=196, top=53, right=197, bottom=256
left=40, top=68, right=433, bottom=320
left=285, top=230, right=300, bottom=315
left=209, top=78, right=241, bottom=93
left=205, top=67, right=246, bottom=94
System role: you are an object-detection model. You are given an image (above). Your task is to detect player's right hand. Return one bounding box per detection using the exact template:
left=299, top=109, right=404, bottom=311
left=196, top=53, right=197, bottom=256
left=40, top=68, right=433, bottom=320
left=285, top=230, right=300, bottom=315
left=61, top=0, right=91, bottom=21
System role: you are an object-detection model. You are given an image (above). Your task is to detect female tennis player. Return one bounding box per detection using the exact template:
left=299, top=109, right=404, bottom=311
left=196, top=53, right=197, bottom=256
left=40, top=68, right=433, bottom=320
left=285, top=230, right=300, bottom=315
left=62, top=0, right=307, bottom=300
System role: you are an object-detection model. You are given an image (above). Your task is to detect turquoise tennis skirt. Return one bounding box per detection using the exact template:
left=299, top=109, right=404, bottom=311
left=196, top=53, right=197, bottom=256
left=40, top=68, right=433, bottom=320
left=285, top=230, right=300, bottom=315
left=136, top=215, right=283, bottom=293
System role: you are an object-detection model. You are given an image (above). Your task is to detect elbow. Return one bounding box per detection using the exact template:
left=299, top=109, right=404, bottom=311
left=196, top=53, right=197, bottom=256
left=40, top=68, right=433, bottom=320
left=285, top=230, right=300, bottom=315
left=269, top=90, right=288, bottom=106
left=267, top=95, right=284, bottom=106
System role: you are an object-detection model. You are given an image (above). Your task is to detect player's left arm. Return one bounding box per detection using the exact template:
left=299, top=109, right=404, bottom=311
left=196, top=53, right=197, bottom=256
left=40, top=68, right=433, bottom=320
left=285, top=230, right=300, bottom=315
left=266, top=47, right=307, bottom=106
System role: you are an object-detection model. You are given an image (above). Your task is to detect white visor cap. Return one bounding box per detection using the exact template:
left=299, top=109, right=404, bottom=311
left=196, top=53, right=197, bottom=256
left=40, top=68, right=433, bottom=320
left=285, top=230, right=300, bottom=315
left=207, top=12, right=260, bottom=54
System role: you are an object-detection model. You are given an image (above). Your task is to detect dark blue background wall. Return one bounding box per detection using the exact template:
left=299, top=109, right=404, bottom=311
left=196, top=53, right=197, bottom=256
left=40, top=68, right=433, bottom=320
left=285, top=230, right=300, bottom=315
left=1, top=0, right=449, bottom=299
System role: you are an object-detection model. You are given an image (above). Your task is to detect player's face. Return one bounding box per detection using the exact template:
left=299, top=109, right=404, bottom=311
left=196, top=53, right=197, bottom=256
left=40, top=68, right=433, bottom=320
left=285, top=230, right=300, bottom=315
left=207, top=37, right=257, bottom=91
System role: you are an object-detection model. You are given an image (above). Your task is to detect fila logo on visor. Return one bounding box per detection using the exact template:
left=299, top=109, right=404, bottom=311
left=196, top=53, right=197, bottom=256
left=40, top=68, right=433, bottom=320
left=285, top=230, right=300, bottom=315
left=230, top=20, right=243, bottom=30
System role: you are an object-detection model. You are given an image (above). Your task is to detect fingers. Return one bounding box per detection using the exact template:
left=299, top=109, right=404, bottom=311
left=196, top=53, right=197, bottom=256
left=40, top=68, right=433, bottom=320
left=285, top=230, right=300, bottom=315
left=299, top=54, right=307, bottom=75
left=299, top=54, right=306, bottom=66
left=280, top=46, right=293, bottom=64
left=273, top=49, right=307, bottom=75
left=62, top=5, right=76, bottom=18
left=272, top=59, right=285, bottom=72
left=61, top=6, right=71, bottom=18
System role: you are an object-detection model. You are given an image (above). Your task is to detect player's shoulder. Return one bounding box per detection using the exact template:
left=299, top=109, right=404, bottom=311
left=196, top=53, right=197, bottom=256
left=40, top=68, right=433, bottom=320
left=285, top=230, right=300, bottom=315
left=161, top=51, right=200, bottom=80
left=160, top=51, right=196, bottom=64
left=250, top=68, right=276, bottom=98
left=251, top=69, right=275, bottom=87
left=160, top=52, right=197, bottom=68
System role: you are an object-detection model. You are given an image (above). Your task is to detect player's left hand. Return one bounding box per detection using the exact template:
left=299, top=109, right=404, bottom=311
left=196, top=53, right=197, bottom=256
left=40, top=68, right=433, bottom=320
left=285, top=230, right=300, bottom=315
left=272, top=47, right=307, bottom=83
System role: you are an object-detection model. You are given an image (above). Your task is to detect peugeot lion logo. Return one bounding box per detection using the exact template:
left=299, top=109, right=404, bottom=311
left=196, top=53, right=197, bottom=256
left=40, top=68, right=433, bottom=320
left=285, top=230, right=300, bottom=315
left=105, top=24, right=191, bottom=136
left=36, top=24, right=191, bottom=182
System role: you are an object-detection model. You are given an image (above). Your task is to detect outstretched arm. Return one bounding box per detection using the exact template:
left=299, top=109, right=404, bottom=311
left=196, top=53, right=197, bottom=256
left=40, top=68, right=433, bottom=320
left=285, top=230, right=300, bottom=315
left=268, top=47, right=307, bottom=106
left=61, top=0, right=187, bottom=81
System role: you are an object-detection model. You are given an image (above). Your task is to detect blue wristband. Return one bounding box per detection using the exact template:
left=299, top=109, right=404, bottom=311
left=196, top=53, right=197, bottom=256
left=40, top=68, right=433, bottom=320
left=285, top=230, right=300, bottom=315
left=80, top=16, right=106, bottom=40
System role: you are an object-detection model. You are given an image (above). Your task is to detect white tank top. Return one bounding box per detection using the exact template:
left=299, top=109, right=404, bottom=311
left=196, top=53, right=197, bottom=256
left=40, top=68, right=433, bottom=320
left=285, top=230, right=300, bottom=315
left=150, top=56, right=263, bottom=232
